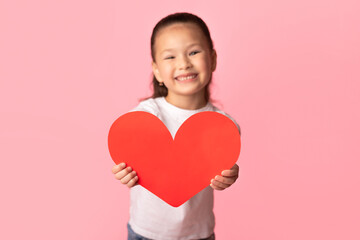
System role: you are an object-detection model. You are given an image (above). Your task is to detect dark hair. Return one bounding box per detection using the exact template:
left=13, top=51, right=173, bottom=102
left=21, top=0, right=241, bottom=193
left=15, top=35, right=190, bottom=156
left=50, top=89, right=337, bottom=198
left=149, top=12, right=215, bottom=102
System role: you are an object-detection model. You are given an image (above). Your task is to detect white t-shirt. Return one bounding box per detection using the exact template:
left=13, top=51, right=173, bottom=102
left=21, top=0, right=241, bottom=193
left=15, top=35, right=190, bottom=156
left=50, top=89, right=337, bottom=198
left=128, top=97, right=239, bottom=240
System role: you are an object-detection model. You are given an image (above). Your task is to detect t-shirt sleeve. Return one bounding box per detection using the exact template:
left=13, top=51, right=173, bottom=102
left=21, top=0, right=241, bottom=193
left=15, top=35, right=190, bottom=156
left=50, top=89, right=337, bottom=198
left=129, top=98, right=160, bottom=117
left=215, top=109, right=241, bottom=136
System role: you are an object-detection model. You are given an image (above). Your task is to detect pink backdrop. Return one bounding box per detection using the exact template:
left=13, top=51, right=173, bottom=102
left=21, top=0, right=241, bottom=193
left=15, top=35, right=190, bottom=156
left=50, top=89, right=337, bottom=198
left=1, top=0, right=359, bottom=239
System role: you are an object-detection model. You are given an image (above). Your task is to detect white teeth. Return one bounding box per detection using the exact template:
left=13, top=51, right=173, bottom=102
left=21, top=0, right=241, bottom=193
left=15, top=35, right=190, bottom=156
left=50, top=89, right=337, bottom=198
left=177, top=75, right=196, bottom=81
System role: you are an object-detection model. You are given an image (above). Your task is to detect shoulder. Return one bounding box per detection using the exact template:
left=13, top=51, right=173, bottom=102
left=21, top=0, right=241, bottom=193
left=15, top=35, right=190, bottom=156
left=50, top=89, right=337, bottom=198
left=211, top=104, right=241, bottom=136
left=129, top=97, right=162, bottom=117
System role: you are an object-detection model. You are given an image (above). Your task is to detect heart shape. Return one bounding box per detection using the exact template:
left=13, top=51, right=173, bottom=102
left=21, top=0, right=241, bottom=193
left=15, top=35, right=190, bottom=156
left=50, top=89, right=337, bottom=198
left=108, top=111, right=241, bottom=207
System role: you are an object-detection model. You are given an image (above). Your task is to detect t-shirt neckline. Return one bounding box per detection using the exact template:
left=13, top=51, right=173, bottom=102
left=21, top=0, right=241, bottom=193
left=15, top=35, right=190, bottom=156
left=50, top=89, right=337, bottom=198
left=160, top=97, right=212, bottom=114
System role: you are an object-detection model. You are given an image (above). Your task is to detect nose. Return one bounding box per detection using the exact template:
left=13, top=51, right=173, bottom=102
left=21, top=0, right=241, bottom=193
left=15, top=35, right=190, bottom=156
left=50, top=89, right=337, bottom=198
left=177, top=55, right=192, bottom=70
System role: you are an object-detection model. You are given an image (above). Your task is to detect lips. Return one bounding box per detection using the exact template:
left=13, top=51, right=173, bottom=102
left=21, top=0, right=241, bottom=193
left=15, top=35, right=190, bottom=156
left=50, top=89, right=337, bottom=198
left=175, top=73, right=198, bottom=81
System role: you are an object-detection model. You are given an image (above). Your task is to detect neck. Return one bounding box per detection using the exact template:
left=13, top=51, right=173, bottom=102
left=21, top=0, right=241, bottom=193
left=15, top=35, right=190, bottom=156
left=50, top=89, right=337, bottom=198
left=165, top=92, right=207, bottom=110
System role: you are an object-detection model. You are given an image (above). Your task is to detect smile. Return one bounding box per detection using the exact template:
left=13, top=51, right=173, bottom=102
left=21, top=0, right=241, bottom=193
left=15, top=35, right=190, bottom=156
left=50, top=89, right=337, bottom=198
left=175, top=74, right=198, bottom=82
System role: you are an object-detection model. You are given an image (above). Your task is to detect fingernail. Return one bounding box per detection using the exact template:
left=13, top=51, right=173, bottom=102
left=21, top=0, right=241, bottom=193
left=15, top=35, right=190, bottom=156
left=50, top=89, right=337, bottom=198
left=215, top=176, right=220, bottom=180
left=120, top=163, right=125, bottom=167
left=127, top=167, right=132, bottom=171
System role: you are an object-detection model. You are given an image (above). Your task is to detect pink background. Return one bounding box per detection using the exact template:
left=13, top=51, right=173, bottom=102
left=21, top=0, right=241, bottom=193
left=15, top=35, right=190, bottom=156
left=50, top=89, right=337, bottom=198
left=1, top=0, right=359, bottom=239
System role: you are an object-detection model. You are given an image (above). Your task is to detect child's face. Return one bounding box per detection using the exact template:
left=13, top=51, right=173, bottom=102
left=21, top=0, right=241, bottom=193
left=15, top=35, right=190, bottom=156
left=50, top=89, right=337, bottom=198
left=152, top=23, right=216, bottom=100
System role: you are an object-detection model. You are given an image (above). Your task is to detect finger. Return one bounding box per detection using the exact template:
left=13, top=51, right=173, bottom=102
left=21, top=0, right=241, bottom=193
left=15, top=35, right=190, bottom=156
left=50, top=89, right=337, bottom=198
left=114, top=166, right=132, bottom=180
left=221, top=164, right=239, bottom=177
left=127, top=176, right=139, bottom=188
left=211, top=179, right=230, bottom=190
left=120, top=170, right=137, bottom=184
left=221, top=169, right=238, bottom=177
left=112, top=163, right=126, bottom=174
left=215, top=175, right=237, bottom=185
left=210, top=182, right=225, bottom=191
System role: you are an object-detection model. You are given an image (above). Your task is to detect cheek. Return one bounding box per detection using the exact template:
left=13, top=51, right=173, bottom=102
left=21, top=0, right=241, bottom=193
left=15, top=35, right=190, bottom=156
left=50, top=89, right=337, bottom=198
left=197, top=56, right=212, bottom=72
left=164, top=65, right=173, bottom=75
left=159, top=64, right=174, bottom=79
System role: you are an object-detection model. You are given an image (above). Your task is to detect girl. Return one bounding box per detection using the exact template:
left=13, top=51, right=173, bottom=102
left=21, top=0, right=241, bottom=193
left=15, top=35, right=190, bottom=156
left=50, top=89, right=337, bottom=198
left=111, top=12, right=240, bottom=240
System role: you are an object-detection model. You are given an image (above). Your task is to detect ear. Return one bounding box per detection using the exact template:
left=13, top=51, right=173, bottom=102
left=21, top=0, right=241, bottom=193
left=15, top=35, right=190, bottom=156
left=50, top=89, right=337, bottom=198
left=152, top=61, right=163, bottom=83
left=211, top=49, right=217, bottom=72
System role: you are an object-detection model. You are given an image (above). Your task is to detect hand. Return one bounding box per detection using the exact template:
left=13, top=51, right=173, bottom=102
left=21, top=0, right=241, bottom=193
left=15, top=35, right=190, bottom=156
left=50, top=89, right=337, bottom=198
left=210, top=164, right=239, bottom=191
left=112, top=162, right=138, bottom=188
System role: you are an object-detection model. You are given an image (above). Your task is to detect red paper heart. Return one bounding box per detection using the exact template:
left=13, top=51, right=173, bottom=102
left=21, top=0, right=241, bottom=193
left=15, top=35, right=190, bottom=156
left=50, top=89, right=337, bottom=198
left=108, top=111, right=241, bottom=207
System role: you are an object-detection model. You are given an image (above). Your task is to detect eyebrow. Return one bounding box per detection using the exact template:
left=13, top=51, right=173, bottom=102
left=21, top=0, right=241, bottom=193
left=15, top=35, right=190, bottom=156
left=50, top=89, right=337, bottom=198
left=160, top=43, right=202, bottom=54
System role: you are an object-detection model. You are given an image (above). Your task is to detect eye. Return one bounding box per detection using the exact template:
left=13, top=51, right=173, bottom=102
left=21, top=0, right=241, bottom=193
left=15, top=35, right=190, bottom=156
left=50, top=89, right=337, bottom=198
left=164, top=56, right=175, bottom=60
left=189, top=50, right=200, bottom=56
